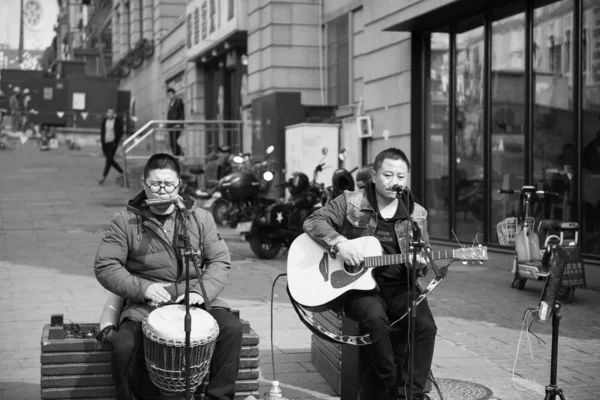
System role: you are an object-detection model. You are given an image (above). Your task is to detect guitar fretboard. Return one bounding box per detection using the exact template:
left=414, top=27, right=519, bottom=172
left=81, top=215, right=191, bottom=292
left=364, top=249, right=453, bottom=268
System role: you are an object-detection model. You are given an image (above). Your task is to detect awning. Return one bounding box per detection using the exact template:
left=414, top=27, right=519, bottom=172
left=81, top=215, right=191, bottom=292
left=383, top=0, right=529, bottom=32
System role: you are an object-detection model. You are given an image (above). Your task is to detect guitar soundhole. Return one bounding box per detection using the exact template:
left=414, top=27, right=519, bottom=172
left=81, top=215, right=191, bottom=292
left=343, top=262, right=364, bottom=275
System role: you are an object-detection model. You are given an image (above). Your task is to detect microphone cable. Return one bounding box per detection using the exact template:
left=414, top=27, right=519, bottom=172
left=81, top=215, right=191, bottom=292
left=511, top=308, right=541, bottom=392
left=271, top=272, right=288, bottom=381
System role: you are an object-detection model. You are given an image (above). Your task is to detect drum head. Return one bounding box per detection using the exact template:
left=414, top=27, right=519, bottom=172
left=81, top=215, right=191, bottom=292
left=145, top=305, right=218, bottom=343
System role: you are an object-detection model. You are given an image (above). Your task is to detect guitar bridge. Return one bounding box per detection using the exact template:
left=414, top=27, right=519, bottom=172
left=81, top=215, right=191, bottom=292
left=319, top=253, right=329, bottom=282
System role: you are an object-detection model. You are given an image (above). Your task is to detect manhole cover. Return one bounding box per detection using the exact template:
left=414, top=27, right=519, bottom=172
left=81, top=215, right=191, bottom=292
left=427, top=378, right=493, bottom=400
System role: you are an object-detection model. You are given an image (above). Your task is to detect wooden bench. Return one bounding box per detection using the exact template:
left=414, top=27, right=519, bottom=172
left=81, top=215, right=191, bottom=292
left=40, top=310, right=259, bottom=400
left=311, top=310, right=432, bottom=400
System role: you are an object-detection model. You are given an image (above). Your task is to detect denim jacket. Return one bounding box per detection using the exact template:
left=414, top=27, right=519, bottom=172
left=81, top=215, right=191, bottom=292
left=303, top=189, right=431, bottom=255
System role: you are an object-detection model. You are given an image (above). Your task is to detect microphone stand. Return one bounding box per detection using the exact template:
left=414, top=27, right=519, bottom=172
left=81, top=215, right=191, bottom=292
left=176, top=206, right=212, bottom=400
left=394, top=189, right=441, bottom=400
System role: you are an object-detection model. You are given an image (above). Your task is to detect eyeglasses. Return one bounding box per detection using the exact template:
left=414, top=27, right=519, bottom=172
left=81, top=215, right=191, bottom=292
left=144, top=180, right=180, bottom=193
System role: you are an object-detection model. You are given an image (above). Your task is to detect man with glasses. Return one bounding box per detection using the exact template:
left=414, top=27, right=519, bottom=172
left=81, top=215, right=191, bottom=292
left=94, top=153, right=243, bottom=400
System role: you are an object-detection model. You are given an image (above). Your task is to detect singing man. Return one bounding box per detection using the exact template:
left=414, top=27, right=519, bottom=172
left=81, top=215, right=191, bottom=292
left=303, top=147, right=436, bottom=400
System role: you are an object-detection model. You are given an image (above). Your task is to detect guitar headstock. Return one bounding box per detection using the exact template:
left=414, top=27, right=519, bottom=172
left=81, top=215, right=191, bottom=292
left=453, top=246, right=488, bottom=261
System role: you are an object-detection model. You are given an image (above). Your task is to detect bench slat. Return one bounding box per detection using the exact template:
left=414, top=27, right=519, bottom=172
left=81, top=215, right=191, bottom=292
left=40, top=346, right=258, bottom=364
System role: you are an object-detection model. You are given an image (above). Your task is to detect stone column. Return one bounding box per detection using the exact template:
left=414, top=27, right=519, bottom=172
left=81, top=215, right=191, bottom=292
left=120, top=0, right=130, bottom=58
left=129, top=0, right=141, bottom=45
left=142, top=0, right=154, bottom=40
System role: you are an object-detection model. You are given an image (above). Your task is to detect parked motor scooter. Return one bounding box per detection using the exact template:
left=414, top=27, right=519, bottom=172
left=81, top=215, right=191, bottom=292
left=322, top=149, right=358, bottom=205
left=178, top=160, right=230, bottom=225
left=496, top=185, right=566, bottom=291
left=221, top=146, right=277, bottom=228
left=241, top=148, right=334, bottom=259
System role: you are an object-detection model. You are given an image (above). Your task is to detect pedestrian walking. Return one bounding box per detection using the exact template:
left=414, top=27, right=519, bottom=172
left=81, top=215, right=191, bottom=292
left=9, top=87, right=22, bottom=133
left=166, top=87, right=185, bottom=156
left=98, top=108, right=124, bottom=185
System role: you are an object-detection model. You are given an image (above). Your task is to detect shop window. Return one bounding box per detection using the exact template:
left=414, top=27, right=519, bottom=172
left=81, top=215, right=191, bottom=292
left=425, top=32, right=451, bottom=239
left=454, top=20, right=485, bottom=242
left=533, top=0, right=574, bottom=224
left=581, top=2, right=600, bottom=254
left=490, top=12, right=526, bottom=243
left=326, top=14, right=350, bottom=106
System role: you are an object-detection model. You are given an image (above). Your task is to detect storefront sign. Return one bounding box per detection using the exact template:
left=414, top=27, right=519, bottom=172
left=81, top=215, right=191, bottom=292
left=186, top=0, right=248, bottom=60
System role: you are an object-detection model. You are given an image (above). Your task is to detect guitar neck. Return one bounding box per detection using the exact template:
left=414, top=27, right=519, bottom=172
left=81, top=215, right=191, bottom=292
left=365, top=249, right=454, bottom=268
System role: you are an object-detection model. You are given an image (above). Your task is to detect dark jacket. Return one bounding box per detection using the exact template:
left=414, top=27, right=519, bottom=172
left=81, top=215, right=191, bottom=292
left=9, top=94, right=21, bottom=114
left=94, top=191, right=231, bottom=324
left=303, top=187, right=430, bottom=254
left=100, top=116, right=124, bottom=145
left=167, top=97, right=185, bottom=121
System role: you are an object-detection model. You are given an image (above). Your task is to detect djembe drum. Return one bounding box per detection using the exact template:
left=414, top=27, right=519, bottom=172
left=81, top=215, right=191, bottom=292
left=142, top=305, right=219, bottom=396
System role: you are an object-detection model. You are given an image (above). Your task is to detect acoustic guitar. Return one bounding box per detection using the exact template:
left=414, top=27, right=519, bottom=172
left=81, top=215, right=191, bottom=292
left=287, top=233, right=488, bottom=311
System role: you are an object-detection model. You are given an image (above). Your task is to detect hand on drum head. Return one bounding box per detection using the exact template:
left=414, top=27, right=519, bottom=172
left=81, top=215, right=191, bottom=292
left=176, top=292, right=204, bottom=306
left=145, top=283, right=173, bottom=304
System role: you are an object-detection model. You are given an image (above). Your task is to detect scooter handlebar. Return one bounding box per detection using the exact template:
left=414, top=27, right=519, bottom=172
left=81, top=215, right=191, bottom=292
left=498, top=189, right=517, bottom=194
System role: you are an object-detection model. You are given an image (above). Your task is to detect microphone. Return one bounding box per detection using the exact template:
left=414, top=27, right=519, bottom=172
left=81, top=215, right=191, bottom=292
left=392, top=184, right=408, bottom=193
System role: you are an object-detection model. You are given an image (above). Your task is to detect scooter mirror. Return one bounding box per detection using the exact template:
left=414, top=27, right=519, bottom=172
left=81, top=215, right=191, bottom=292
left=338, top=148, right=348, bottom=161
left=263, top=171, right=274, bottom=181
left=322, top=147, right=329, bottom=155
left=233, top=156, right=244, bottom=163
left=266, top=145, right=275, bottom=154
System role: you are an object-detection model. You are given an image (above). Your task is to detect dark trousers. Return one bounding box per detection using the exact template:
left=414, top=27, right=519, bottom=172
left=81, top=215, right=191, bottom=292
left=102, top=142, right=124, bottom=178
left=110, top=308, right=243, bottom=400
left=168, top=125, right=184, bottom=156
left=345, top=284, right=437, bottom=398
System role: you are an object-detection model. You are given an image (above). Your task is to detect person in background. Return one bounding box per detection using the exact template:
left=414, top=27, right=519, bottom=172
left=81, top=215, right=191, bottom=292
left=167, top=87, right=185, bottom=156
left=99, top=108, right=124, bottom=186
left=9, top=87, right=22, bottom=132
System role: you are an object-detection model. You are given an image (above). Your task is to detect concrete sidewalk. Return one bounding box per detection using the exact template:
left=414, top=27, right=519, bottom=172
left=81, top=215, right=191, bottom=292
left=1, top=142, right=599, bottom=400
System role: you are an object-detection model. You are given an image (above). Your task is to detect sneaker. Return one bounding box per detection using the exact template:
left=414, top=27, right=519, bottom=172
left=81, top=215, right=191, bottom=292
left=98, top=178, right=106, bottom=186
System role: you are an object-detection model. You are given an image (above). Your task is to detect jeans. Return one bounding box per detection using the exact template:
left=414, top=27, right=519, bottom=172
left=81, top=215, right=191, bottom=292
left=102, top=142, right=124, bottom=178
left=110, top=308, right=243, bottom=400
left=345, top=283, right=437, bottom=398
left=168, top=125, right=184, bottom=156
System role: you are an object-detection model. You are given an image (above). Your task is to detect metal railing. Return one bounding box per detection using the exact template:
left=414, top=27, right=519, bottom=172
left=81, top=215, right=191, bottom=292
left=121, top=119, right=243, bottom=188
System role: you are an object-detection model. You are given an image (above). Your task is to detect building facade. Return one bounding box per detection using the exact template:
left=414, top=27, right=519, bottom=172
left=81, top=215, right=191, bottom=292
left=110, top=0, right=599, bottom=259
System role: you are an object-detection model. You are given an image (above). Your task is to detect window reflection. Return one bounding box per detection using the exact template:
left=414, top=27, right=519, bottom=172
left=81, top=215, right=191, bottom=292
left=581, top=0, right=600, bottom=253
left=425, top=33, right=450, bottom=238
left=455, top=24, right=485, bottom=242
left=533, top=0, right=574, bottom=224
left=491, top=12, right=526, bottom=243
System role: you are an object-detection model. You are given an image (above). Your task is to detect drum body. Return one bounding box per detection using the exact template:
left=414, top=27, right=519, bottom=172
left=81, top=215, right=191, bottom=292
left=142, top=305, right=219, bottom=394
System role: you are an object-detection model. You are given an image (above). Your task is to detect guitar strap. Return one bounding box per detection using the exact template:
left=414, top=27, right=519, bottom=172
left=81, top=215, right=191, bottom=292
left=286, top=273, right=448, bottom=346
left=286, top=285, right=373, bottom=346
